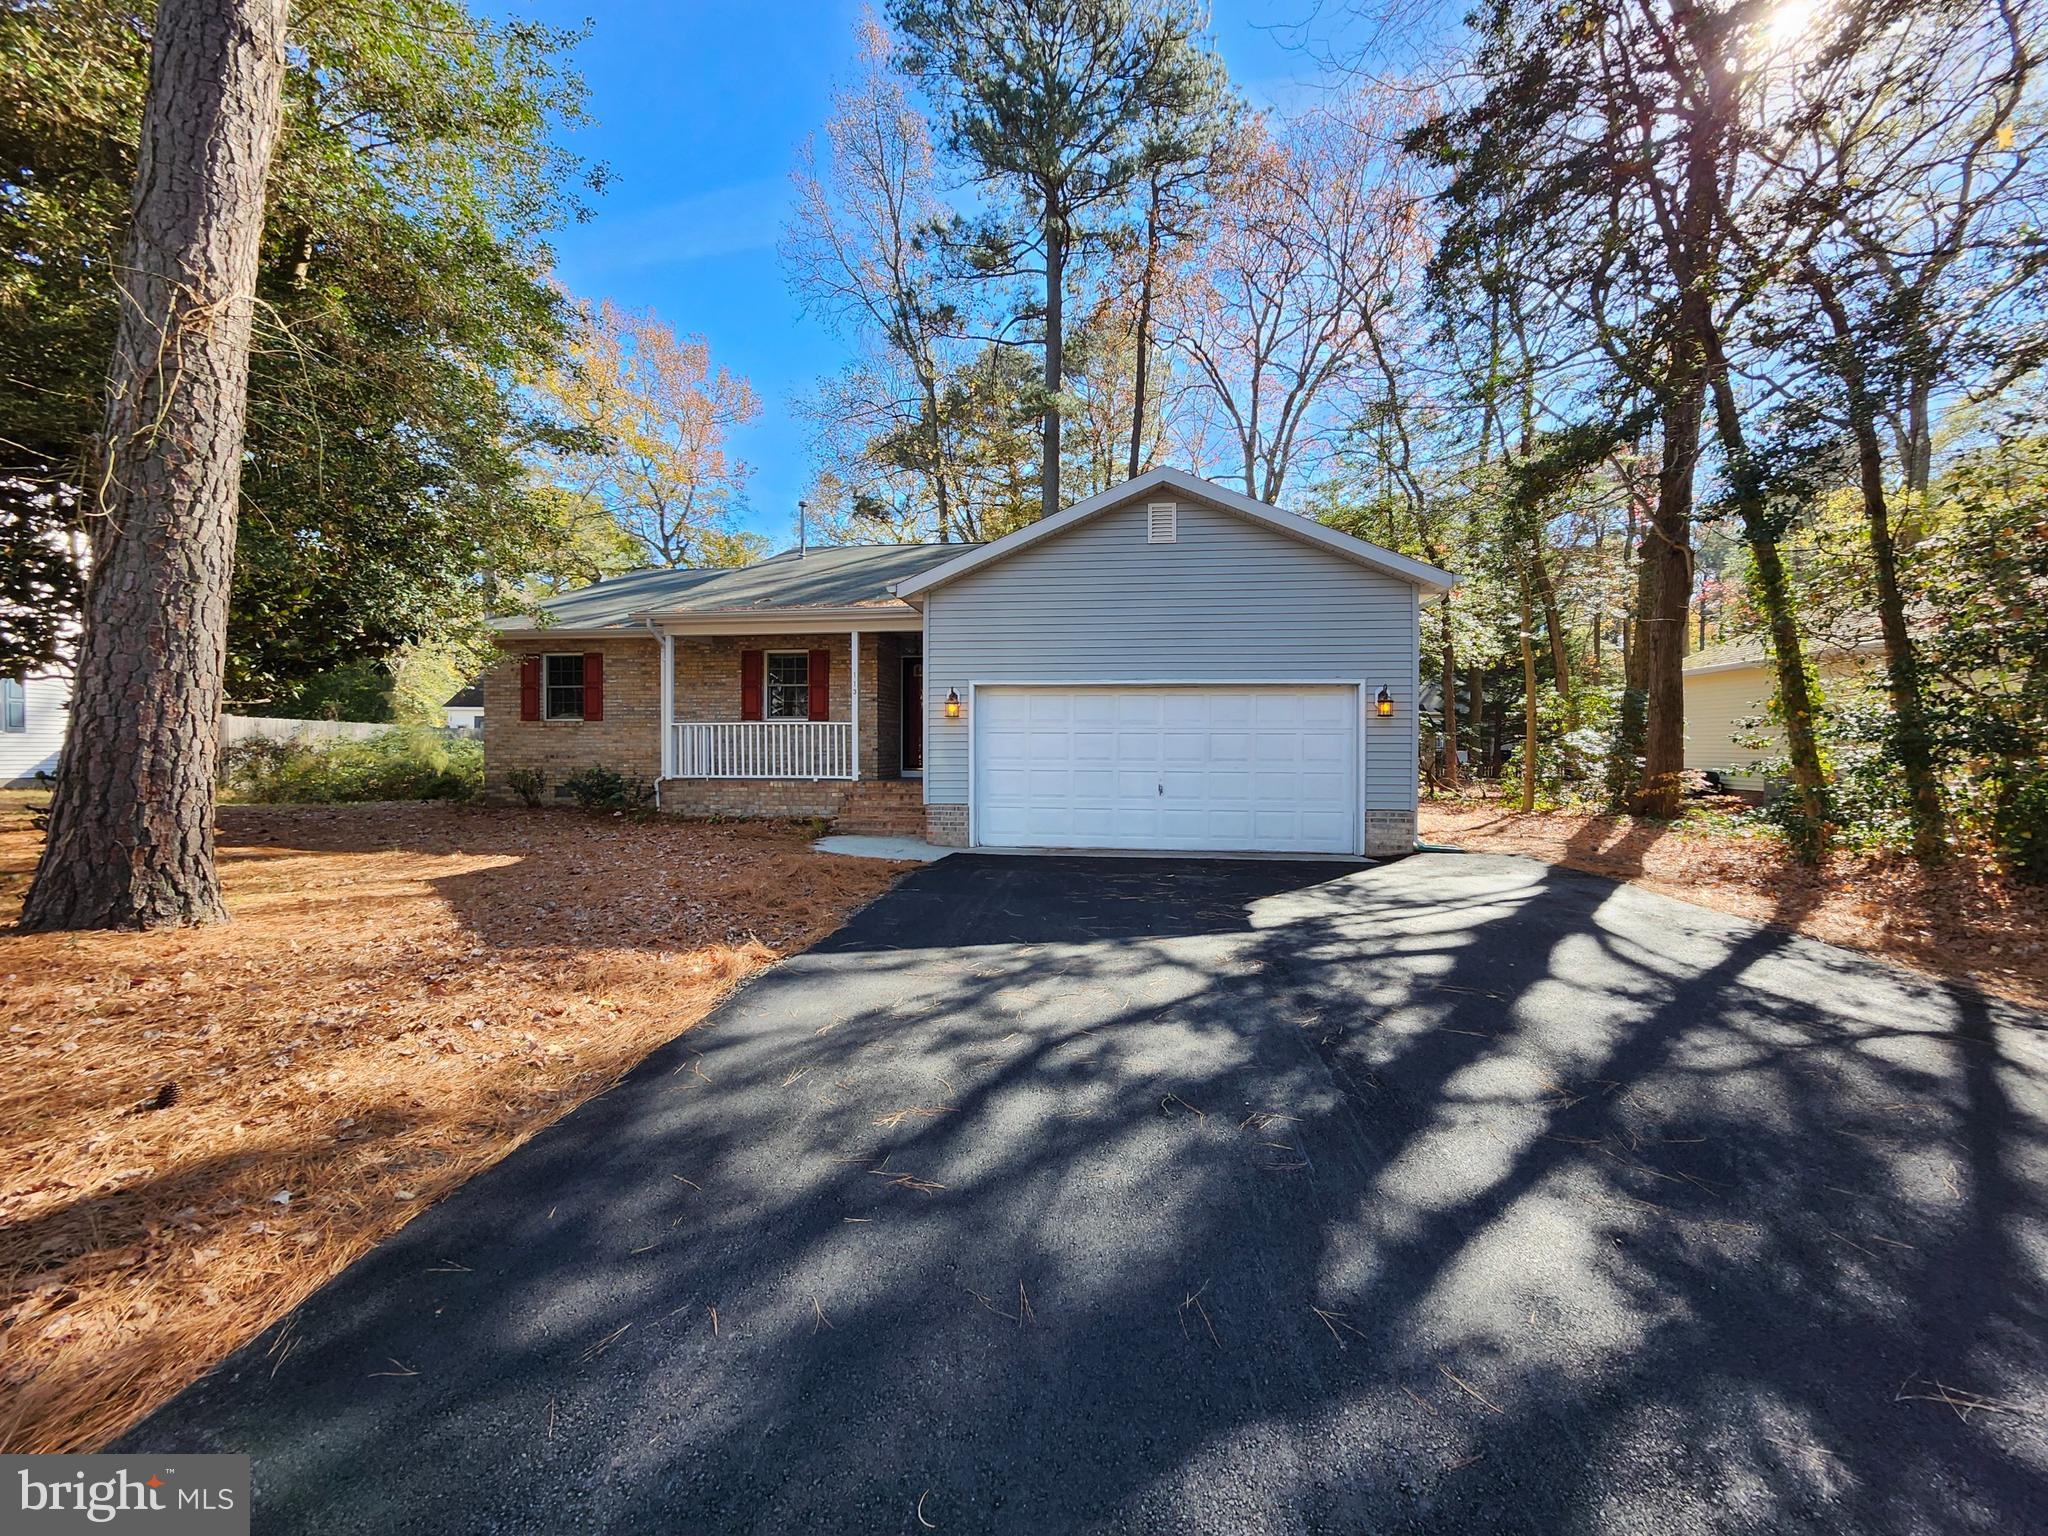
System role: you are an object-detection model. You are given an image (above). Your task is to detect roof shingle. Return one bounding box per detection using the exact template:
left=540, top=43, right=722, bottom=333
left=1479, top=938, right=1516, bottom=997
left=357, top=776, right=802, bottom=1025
left=494, top=544, right=978, bottom=633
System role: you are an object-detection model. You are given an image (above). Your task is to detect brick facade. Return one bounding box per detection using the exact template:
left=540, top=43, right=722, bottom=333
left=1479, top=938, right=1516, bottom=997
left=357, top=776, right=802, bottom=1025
left=487, top=629, right=924, bottom=820
left=1365, top=809, right=1418, bottom=857
left=482, top=638, right=661, bottom=802
left=658, top=778, right=857, bottom=819
left=925, top=803, right=968, bottom=847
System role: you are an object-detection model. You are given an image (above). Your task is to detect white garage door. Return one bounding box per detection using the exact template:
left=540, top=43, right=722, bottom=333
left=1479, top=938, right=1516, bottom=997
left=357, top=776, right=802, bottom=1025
left=972, top=685, right=1359, bottom=854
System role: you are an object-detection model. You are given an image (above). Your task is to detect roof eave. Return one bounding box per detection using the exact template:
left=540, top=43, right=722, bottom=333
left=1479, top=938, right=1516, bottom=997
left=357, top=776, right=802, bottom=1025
left=627, top=602, right=924, bottom=631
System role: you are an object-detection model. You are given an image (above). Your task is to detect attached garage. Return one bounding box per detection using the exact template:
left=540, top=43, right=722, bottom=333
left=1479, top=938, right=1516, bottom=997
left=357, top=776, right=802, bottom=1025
left=891, top=466, right=1455, bottom=858
left=973, top=685, right=1360, bottom=854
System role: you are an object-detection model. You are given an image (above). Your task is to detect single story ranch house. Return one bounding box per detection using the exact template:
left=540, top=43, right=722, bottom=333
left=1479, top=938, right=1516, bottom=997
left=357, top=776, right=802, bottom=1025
left=484, top=468, right=1453, bottom=857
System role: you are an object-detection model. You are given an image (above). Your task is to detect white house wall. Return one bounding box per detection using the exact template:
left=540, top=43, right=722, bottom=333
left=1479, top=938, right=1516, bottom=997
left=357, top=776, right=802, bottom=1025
left=0, top=667, right=70, bottom=786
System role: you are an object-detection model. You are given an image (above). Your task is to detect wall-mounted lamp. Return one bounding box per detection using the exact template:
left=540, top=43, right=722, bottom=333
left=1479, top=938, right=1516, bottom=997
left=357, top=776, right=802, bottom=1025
left=1375, top=686, right=1394, bottom=717
left=945, top=688, right=962, bottom=720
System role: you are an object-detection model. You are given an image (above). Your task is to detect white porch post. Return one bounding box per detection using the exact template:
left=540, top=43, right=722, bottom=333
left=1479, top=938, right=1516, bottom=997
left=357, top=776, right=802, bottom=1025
left=658, top=629, right=675, bottom=779
left=850, top=628, right=861, bottom=781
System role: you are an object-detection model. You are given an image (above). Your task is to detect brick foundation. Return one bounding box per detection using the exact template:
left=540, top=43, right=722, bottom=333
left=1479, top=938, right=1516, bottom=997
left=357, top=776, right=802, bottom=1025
left=1365, top=809, right=1418, bottom=857
left=657, top=778, right=855, bottom=820
left=925, top=803, right=968, bottom=847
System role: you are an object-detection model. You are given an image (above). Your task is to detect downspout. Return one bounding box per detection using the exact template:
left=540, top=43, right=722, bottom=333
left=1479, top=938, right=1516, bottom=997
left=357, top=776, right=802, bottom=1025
left=645, top=617, right=673, bottom=812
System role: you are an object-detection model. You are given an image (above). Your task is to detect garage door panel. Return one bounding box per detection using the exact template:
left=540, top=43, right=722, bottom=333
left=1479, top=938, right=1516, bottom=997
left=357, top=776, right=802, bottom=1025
left=1072, top=731, right=1115, bottom=763
left=1302, top=732, right=1348, bottom=764
left=1300, top=810, right=1351, bottom=841
left=1072, top=694, right=1117, bottom=727
left=1208, top=731, right=1251, bottom=761
left=984, top=766, right=1031, bottom=798
left=1207, top=694, right=1255, bottom=727
left=1300, top=692, right=1352, bottom=727
left=974, top=686, right=1358, bottom=854
left=1117, top=695, right=1163, bottom=727
left=1255, top=694, right=1304, bottom=728
left=1206, top=771, right=1252, bottom=801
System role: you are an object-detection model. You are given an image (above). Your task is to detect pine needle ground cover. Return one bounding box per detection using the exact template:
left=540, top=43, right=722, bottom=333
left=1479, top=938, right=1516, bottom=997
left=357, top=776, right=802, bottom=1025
left=1420, top=801, right=2048, bottom=1010
left=0, top=803, right=910, bottom=1453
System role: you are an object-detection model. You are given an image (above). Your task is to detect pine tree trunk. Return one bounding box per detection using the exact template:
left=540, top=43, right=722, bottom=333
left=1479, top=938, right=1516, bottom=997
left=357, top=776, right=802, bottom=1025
left=1128, top=179, right=1159, bottom=481
left=1518, top=570, right=1539, bottom=813
left=1749, top=538, right=1830, bottom=843
left=1626, top=383, right=1698, bottom=818
left=1467, top=669, right=1484, bottom=779
left=1438, top=594, right=1460, bottom=790
left=918, top=366, right=952, bottom=542
left=1809, top=269, right=1946, bottom=860
left=21, top=0, right=289, bottom=932
left=1040, top=215, right=1064, bottom=519
left=1701, top=349, right=1829, bottom=851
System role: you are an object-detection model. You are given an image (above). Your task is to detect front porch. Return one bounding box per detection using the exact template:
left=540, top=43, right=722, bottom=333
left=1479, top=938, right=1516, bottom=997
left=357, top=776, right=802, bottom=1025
left=654, top=623, right=924, bottom=824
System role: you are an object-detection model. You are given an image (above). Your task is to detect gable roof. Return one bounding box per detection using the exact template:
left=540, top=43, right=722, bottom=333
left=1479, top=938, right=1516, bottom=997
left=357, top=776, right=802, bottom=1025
left=493, top=543, right=977, bottom=634
left=890, top=467, right=1456, bottom=599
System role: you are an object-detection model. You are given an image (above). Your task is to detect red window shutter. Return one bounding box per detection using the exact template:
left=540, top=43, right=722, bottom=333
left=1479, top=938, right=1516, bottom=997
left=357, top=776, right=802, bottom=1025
left=583, top=651, right=604, bottom=721
left=808, top=648, right=831, bottom=721
left=520, top=656, right=540, bottom=721
left=739, top=649, right=764, bottom=721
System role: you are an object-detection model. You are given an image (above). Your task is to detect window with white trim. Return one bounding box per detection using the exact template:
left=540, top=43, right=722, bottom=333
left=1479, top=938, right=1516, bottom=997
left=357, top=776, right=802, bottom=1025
left=1, top=678, right=23, bottom=733
left=765, top=651, right=811, bottom=720
left=543, top=654, right=585, bottom=720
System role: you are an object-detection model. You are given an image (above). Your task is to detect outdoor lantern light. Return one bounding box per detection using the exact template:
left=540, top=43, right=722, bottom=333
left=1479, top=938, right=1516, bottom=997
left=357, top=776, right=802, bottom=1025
left=945, top=688, right=962, bottom=719
left=1376, top=686, right=1394, bottom=717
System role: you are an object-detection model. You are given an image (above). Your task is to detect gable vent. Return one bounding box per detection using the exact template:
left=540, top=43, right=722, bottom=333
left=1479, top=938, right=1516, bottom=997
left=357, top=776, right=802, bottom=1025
left=1147, top=502, right=1178, bottom=543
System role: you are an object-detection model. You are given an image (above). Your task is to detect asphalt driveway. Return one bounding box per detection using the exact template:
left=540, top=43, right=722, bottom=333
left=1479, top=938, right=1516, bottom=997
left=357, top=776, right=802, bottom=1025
left=122, top=852, right=2048, bottom=1533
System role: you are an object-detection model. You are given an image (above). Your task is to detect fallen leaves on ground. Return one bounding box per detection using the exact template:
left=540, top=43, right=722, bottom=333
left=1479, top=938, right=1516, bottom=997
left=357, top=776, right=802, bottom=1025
left=1419, top=799, right=2047, bottom=1010
left=0, top=803, right=909, bottom=1454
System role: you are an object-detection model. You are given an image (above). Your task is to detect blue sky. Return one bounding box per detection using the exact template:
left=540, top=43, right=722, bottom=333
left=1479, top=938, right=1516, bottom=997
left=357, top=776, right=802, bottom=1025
left=491, top=1, right=1357, bottom=547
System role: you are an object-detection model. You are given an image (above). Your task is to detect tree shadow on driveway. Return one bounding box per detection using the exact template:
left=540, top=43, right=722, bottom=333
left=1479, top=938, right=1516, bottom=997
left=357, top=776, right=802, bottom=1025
left=118, top=852, right=2048, bottom=1534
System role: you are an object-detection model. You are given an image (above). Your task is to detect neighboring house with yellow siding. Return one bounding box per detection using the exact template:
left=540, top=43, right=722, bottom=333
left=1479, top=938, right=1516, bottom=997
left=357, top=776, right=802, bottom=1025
left=1682, top=631, right=1885, bottom=790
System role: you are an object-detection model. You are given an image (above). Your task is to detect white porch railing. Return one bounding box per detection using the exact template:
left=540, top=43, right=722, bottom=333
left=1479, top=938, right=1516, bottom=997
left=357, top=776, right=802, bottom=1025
left=672, top=720, right=856, bottom=780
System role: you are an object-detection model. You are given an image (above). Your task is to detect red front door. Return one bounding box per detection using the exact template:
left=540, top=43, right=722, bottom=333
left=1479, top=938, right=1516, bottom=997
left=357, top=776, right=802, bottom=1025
left=902, top=657, right=923, bottom=772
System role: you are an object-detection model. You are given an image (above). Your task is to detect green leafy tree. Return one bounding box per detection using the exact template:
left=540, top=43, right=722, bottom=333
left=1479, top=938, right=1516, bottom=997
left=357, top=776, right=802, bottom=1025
left=1910, top=416, right=2048, bottom=878
left=0, top=0, right=605, bottom=699
left=528, top=298, right=766, bottom=570
left=889, top=0, right=1229, bottom=518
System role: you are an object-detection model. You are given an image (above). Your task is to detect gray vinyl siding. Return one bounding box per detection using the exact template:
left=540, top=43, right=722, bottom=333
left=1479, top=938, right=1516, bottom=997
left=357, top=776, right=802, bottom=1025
left=921, top=494, right=1420, bottom=818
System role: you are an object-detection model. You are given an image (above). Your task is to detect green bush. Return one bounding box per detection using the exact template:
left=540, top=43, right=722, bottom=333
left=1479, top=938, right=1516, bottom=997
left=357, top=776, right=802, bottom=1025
left=220, top=727, right=482, bottom=804
left=559, top=765, right=656, bottom=813
left=1987, top=768, right=2048, bottom=885
left=506, top=767, right=546, bottom=808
